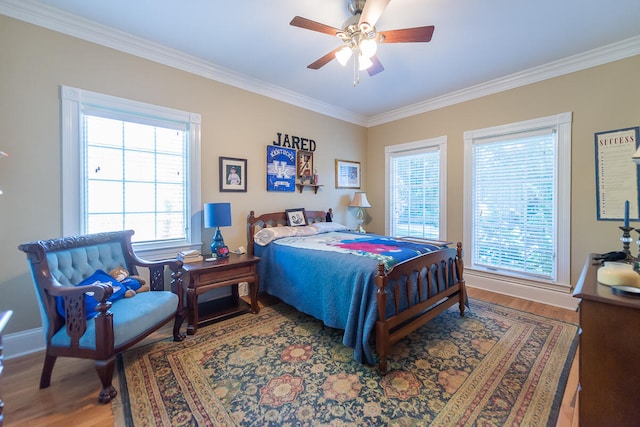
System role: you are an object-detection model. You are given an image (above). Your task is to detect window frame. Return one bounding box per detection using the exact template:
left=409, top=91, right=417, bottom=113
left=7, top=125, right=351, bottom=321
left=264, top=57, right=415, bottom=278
left=463, top=112, right=572, bottom=290
left=60, top=85, right=202, bottom=260
left=385, top=136, right=447, bottom=239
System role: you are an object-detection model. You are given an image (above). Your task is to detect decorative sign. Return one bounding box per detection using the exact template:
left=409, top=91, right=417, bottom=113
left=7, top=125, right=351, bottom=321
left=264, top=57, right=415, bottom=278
left=272, top=132, right=316, bottom=151
left=595, top=126, right=640, bottom=221
left=266, top=145, right=296, bottom=192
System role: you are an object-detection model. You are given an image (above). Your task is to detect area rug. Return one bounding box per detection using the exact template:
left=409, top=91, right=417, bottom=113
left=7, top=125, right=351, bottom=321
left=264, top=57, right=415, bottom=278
left=114, top=299, right=578, bottom=426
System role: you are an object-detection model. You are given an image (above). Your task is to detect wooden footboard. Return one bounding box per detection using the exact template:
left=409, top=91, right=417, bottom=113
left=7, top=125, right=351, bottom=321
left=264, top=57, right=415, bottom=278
left=374, top=242, right=466, bottom=374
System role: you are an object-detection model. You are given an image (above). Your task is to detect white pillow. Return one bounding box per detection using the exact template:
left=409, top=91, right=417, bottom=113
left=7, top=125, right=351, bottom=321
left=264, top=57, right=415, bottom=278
left=254, top=225, right=317, bottom=246
left=310, top=222, right=349, bottom=233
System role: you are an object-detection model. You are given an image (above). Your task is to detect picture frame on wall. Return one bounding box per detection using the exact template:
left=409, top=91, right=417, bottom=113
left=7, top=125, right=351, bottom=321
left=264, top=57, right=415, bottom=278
left=595, top=126, right=640, bottom=221
left=335, top=159, right=361, bottom=189
left=297, top=150, right=314, bottom=183
left=219, top=156, right=247, bottom=192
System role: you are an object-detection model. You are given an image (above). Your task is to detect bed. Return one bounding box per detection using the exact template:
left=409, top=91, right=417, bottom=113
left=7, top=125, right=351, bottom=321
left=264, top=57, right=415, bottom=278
left=247, top=210, right=466, bottom=373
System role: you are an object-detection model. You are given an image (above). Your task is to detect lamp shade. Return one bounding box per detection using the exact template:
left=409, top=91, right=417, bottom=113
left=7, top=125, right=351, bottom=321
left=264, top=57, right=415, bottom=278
left=349, top=192, right=372, bottom=208
left=204, top=203, right=232, bottom=228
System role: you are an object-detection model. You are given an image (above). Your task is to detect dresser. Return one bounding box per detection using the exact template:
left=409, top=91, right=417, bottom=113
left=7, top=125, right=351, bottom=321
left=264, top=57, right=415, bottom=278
left=573, top=256, right=640, bottom=426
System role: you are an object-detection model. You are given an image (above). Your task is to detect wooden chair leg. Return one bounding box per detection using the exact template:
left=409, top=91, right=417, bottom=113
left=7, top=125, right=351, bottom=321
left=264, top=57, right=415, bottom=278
left=39, top=353, right=57, bottom=389
left=173, top=312, right=186, bottom=342
left=95, top=358, right=117, bottom=404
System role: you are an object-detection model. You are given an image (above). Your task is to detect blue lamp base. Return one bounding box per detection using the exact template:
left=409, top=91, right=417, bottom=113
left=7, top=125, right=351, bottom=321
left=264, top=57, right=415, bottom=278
left=211, top=227, right=229, bottom=258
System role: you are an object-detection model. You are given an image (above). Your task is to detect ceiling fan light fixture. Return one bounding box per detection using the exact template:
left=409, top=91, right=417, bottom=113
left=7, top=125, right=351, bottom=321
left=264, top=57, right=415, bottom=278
left=358, top=53, right=373, bottom=71
left=359, top=22, right=373, bottom=34
left=336, top=46, right=353, bottom=66
left=359, top=37, right=377, bottom=59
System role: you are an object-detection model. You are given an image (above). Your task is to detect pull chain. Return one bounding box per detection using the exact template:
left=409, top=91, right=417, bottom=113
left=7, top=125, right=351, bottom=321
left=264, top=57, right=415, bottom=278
left=353, top=50, right=361, bottom=86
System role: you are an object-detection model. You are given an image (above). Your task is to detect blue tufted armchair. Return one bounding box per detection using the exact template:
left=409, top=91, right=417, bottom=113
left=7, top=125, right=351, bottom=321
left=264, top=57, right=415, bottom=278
left=19, top=230, right=186, bottom=404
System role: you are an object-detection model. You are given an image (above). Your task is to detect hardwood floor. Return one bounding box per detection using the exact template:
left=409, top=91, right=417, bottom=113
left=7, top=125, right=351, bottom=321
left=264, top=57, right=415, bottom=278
left=3, top=288, right=580, bottom=426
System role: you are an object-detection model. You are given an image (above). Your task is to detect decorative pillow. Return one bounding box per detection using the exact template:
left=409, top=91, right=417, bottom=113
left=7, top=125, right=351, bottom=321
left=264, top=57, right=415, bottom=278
left=254, top=225, right=317, bottom=246
left=310, top=222, right=349, bottom=233
left=55, top=269, right=136, bottom=319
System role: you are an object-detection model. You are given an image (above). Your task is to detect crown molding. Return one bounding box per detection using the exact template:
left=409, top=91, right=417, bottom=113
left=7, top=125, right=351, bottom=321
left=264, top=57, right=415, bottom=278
left=0, top=0, right=369, bottom=127
left=1, top=0, right=638, bottom=129
left=367, top=35, right=640, bottom=127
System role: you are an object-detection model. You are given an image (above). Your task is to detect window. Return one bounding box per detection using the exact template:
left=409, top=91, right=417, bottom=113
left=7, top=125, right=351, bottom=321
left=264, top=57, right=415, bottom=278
left=463, top=113, right=571, bottom=288
left=385, top=137, right=447, bottom=239
left=61, top=86, right=201, bottom=259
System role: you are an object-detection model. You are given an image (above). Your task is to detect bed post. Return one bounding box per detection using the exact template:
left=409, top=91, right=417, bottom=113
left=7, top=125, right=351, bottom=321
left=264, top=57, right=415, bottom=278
left=247, top=211, right=256, bottom=256
left=375, top=263, right=389, bottom=374
left=456, top=241, right=466, bottom=316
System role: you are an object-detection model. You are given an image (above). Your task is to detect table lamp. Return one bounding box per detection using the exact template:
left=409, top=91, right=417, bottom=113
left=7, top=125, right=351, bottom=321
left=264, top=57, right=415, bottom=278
left=349, top=192, right=371, bottom=233
left=204, top=202, right=232, bottom=258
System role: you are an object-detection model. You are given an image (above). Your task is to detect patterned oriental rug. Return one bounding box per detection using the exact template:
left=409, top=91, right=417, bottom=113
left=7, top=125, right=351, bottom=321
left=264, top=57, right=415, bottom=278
left=114, top=300, right=578, bottom=426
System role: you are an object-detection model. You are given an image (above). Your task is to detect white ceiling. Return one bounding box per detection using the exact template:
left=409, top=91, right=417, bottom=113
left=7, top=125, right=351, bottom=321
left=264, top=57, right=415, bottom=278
left=2, top=0, right=640, bottom=126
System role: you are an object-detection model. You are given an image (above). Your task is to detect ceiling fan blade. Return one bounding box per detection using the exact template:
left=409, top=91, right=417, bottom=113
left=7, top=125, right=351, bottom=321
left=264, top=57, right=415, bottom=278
left=379, top=26, right=435, bottom=43
left=358, top=0, right=390, bottom=27
left=290, top=16, right=341, bottom=36
left=367, top=55, right=384, bottom=76
left=307, top=47, right=343, bottom=70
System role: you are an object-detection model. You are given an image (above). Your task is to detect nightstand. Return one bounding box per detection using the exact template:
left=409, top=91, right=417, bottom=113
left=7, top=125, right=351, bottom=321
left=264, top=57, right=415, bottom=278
left=181, top=253, right=260, bottom=335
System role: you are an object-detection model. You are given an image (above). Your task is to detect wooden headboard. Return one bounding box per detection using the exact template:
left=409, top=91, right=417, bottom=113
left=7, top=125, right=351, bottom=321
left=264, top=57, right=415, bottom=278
left=247, top=210, right=326, bottom=255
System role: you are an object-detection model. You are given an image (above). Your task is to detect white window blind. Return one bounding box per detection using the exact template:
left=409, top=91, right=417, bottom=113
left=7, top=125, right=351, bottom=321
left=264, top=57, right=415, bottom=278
left=61, top=85, right=202, bottom=258
left=83, top=112, right=187, bottom=243
left=471, top=129, right=556, bottom=280
left=389, top=145, right=441, bottom=239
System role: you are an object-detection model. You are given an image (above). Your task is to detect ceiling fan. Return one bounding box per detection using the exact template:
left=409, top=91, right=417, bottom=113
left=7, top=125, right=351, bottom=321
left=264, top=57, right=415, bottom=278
left=290, top=0, right=435, bottom=85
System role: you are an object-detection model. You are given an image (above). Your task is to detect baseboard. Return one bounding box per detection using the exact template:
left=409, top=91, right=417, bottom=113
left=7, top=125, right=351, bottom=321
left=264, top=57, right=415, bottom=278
left=4, top=327, right=44, bottom=360
left=466, top=271, right=579, bottom=311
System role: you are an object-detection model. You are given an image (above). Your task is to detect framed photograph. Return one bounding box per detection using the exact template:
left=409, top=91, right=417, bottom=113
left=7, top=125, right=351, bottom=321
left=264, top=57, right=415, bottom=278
left=297, top=150, right=314, bottom=183
left=219, top=157, right=247, bottom=192
left=285, top=208, right=307, bottom=226
left=335, top=159, right=361, bottom=189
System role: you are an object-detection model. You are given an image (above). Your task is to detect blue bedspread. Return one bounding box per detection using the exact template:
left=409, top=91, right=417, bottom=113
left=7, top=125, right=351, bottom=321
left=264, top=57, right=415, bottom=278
left=254, top=231, right=442, bottom=364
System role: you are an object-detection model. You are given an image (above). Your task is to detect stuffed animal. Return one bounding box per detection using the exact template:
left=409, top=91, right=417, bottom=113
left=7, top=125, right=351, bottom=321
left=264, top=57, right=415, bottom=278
left=109, top=266, right=150, bottom=297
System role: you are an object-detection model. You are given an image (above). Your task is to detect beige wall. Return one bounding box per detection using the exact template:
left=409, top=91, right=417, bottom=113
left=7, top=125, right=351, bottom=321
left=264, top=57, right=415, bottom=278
left=2, top=13, right=639, bottom=334
left=0, top=16, right=367, bottom=333
left=366, top=55, right=640, bottom=288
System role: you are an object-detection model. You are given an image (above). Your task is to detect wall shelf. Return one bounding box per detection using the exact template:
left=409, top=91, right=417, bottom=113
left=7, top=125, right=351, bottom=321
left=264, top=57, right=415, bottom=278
left=296, top=183, right=324, bottom=194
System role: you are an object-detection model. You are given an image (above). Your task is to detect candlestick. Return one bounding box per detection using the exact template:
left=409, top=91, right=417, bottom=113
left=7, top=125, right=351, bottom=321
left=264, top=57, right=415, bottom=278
left=620, top=225, right=635, bottom=261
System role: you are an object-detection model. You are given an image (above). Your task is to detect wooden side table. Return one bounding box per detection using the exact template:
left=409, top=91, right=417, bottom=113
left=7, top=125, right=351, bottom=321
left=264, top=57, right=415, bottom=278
left=182, top=253, right=259, bottom=335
